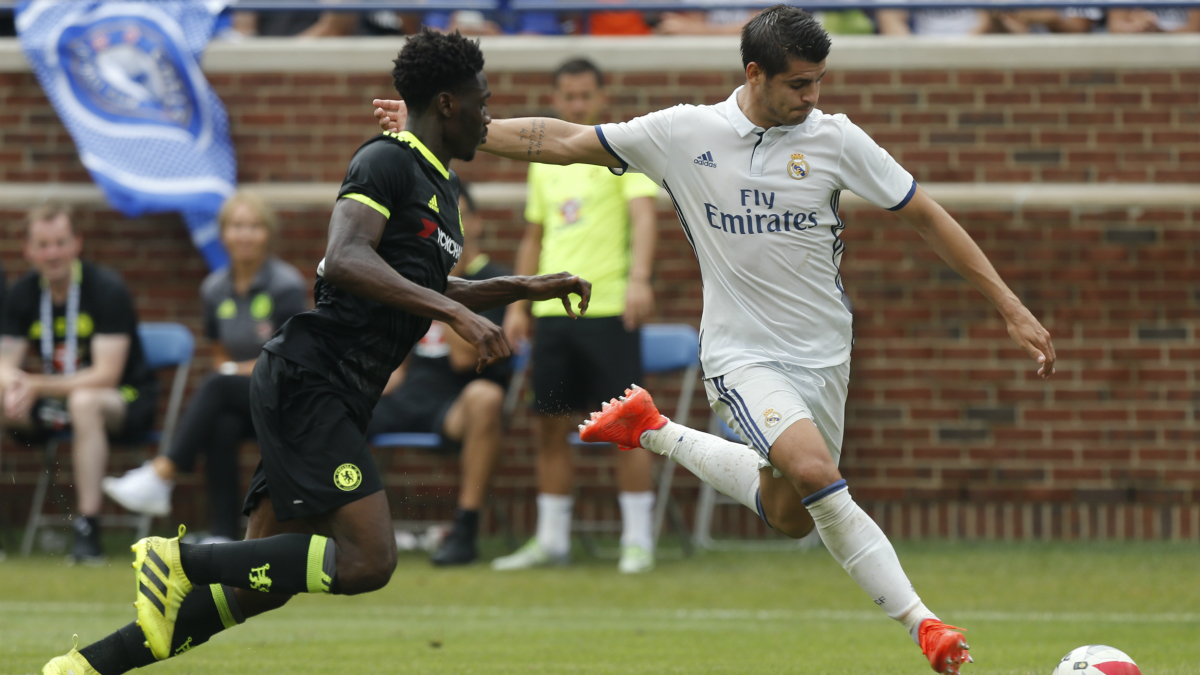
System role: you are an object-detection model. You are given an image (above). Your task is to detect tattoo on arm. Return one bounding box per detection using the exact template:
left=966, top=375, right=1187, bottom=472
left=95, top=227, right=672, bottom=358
left=519, top=119, right=546, bottom=158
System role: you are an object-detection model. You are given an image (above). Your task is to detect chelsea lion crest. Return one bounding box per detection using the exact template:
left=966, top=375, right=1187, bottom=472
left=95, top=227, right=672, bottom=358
left=787, top=153, right=810, bottom=180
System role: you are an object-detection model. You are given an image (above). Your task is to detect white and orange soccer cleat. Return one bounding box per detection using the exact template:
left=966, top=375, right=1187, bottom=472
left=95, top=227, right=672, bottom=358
left=918, top=619, right=972, bottom=674
left=578, top=385, right=668, bottom=450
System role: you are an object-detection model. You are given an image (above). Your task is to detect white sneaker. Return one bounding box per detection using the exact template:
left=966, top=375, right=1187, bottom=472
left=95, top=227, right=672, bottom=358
left=491, top=538, right=569, bottom=571
left=102, top=461, right=173, bottom=516
left=618, top=545, right=655, bottom=574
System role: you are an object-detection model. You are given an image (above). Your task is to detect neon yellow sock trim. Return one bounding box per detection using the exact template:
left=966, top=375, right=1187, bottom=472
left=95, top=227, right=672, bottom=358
left=306, top=536, right=332, bottom=594
left=210, top=584, right=237, bottom=630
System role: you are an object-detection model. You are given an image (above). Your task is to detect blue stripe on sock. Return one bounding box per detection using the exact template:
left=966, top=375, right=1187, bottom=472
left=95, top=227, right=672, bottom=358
left=802, top=479, right=848, bottom=507
left=755, top=489, right=773, bottom=530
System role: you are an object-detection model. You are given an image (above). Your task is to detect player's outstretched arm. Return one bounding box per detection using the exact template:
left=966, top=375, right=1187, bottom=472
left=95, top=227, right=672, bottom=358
left=446, top=273, right=591, bottom=318
left=895, top=186, right=1057, bottom=379
left=323, top=199, right=512, bottom=371
left=373, top=99, right=620, bottom=168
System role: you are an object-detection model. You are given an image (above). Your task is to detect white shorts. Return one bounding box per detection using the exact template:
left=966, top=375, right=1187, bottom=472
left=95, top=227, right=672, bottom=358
left=704, top=360, right=851, bottom=467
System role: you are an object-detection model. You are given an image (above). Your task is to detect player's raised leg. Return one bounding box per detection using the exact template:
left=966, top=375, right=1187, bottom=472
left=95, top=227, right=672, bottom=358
left=581, top=382, right=972, bottom=675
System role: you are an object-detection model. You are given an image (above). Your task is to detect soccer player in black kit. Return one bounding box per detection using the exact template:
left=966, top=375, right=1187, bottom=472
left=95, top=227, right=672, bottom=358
left=40, top=30, right=591, bottom=675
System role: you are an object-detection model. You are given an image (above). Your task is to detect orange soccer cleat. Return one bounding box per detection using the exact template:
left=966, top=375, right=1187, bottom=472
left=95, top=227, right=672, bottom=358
left=918, top=619, right=972, bottom=674
left=579, top=385, right=668, bottom=450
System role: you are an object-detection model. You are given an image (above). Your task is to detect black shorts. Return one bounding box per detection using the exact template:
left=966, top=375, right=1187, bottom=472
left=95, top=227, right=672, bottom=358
left=531, top=316, right=642, bottom=416
left=243, top=351, right=385, bottom=522
left=17, top=384, right=158, bottom=445
left=365, top=379, right=461, bottom=454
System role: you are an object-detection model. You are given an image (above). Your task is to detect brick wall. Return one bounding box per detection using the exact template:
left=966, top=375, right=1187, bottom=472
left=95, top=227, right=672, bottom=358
left=1, top=57, right=1198, bottom=542
left=3, top=67, right=1199, bottom=185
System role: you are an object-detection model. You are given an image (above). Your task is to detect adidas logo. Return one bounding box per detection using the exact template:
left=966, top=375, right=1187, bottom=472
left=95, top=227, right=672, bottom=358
left=428, top=195, right=439, bottom=213
left=694, top=151, right=716, bottom=168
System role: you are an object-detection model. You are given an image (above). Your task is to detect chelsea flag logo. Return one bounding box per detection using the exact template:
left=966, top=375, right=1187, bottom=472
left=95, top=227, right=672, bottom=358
left=787, top=153, right=810, bottom=180
left=62, top=17, right=200, bottom=136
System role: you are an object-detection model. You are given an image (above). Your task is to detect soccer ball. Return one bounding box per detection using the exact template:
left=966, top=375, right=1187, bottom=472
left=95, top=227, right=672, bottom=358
left=1051, top=645, right=1140, bottom=675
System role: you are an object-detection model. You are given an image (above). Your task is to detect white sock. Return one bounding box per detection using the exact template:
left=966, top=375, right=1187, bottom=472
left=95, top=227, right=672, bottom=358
left=535, top=493, right=573, bottom=556
left=618, top=491, right=655, bottom=550
left=641, top=421, right=763, bottom=514
left=805, top=482, right=937, bottom=643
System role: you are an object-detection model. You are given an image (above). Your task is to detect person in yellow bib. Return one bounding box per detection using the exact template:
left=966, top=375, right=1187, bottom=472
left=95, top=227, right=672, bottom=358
left=498, top=59, right=660, bottom=574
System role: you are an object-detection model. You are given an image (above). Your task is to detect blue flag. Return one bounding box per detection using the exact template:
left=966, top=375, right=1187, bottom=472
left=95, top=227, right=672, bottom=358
left=17, top=1, right=235, bottom=269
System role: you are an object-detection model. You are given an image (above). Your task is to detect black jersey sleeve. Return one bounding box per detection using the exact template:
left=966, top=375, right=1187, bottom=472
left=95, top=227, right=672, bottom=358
left=337, top=138, right=412, bottom=221
left=90, top=270, right=137, bottom=336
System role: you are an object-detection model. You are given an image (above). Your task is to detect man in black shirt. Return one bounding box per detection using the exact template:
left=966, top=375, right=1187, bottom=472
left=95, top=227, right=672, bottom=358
left=368, top=185, right=512, bottom=566
left=40, top=30, right=591, bottom=675
left=0, top=204, right=158, bottom=564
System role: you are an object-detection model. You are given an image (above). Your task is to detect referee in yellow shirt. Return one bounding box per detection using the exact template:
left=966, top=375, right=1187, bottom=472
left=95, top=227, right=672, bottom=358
left=498, top=59, right=660, bottom=573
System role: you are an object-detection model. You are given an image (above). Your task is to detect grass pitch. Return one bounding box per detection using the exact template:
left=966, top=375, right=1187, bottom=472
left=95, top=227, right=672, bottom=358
left=2, top=539, right=1198, bottom=674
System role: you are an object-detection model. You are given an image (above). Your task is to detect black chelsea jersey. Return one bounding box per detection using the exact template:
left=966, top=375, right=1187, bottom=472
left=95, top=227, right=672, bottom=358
left=264, top=131, right=464, bottom=405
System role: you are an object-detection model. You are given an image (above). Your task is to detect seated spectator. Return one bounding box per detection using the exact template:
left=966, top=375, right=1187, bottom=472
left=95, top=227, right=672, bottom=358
left=232, top=3, right=359, bottom=37
left=656, top=9, right=758, bottom=35
left=588, top=11, right=652, bottom=35
left=657, top=8, right=872, bottom=35
left=877, top=8, right=991, bottom=35
left=816, top=10, right=876, bottom=35
left=366, top=186, right=512, bottom=567
left=423, top=10, right=504, bottom=35
left=995, top=8, right=1101, bottom=33
left=1109, top=8, right=1200, bottom=33
left=0, top=204, right=158, bottom=564
left=103, top=192, right=307, bottom=543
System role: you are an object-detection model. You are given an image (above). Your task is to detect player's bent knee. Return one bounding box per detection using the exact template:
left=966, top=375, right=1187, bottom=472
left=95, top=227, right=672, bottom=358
left=336, top=546, right=397, bottom=595
left=770, top=512, right=816, bottom=539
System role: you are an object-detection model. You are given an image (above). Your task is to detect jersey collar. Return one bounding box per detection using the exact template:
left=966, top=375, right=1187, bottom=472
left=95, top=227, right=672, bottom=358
left=385, top=130, right=450, bottom=180
left=721, top=86, right=808, bottom=139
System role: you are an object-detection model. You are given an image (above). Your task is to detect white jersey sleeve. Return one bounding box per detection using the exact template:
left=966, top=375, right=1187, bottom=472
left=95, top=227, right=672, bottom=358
left=594, top=106, right=678, bottom=184
left=836, top=118, right=916, bottom=211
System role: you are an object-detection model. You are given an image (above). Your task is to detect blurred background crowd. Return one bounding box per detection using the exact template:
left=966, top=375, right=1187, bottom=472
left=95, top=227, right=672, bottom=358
left=208, top=5, right=1200, bottom=37
left=3, top=4, right=1195, bottom=38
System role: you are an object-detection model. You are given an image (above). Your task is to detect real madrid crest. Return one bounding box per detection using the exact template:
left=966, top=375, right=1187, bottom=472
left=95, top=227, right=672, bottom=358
left=787, top=153, right=810, bottom=180
left=762, top=408, right=782, bottom=428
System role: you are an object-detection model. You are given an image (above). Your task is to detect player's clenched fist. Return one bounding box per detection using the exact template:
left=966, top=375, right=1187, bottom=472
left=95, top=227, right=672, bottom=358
left=523, top=272, right=591, bottom=319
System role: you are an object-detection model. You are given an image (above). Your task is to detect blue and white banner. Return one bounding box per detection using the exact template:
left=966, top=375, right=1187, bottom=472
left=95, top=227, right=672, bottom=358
left=17, top=1, right=235, bottom=269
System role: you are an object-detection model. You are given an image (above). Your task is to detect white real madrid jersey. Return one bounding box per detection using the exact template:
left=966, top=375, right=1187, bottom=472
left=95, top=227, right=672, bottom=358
left=596, top=87, right=916, bottom=378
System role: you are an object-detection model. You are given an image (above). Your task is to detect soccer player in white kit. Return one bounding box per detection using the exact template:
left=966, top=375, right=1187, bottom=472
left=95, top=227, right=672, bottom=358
left=375, top=8, right=1056, bottom=673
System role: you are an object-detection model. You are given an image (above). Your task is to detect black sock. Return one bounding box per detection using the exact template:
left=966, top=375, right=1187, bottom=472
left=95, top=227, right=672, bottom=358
left=80, top=585, right=245, bottom=674
left=178, top=534, right=336, bottom=594
left=80, top=623, right=154, bottom=675
left=455, top=509, right=480, bottom=539
left=169, top=583, right=245, bottom=656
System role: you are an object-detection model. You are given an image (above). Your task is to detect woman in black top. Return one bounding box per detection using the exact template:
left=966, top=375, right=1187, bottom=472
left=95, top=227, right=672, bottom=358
left=103, top=192, right=307, bottom=541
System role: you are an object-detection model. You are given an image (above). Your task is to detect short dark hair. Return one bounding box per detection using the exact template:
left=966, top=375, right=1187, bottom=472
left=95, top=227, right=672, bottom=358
left=553, top=58, right=604, bottom=89
left=392, top=29, right=485, bottom=112
left=741, top=5, right=831, bottom=77
left=27, top=201, right=75, bottom=234
left=458, top=180, right=477, bottom=214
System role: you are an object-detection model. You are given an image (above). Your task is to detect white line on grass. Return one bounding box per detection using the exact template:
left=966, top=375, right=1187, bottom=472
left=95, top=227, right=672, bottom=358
left=3, top=602, right=1198, bottom=624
